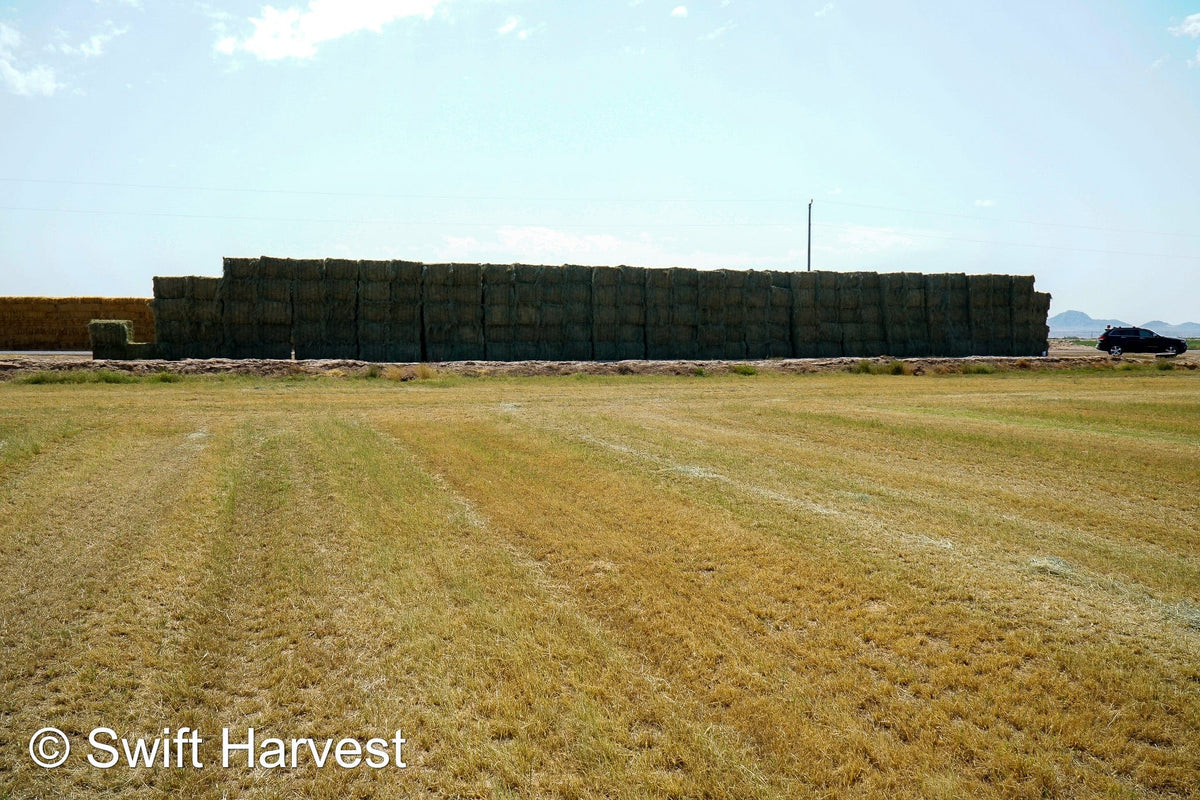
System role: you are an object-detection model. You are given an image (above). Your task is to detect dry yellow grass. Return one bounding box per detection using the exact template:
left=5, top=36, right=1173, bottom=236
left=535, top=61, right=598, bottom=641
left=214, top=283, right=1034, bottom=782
left=0, top=369, right=1197, bottom=799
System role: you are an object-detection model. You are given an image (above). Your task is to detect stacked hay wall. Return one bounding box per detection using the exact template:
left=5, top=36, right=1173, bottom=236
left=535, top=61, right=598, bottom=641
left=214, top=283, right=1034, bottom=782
left=217, top=257, right=292, bottom=359
left=424, top=263, right=484, bottom=361
left=151, top=276, right=222, bottom=359
left=0, top=297, right=154, bottom=350
left=591, top=266, right=620, bottom=360
left=482, top=264, right=515, bottom=362
left=141, top=260, right=1051, bottom=361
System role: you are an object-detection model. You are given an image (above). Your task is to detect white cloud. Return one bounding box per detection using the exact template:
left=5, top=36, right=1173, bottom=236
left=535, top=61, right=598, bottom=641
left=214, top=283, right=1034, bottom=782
left=1169, top=13, right=1200, bottom=38
left=974, top=199, right=995, bottom=208
left=1171, top=12, right=1200, bottom=66
left=219, top=0, right=449, bottom=61
left=818, top=224, right=922, bottom=256
left=0, top=22, right=62, bottom=96
left=0, top=23, right=19, bottom=53
left=671, top=6, right=688, bottom=18
left=497, top=16, right=542, bottom=40
left=441, top=226, right=669, bottom=266
left=50, top=21, right=127, bottom=58
left=815, top=3, right=834, bottom=18
left=700, top=21, right=735, bottom=41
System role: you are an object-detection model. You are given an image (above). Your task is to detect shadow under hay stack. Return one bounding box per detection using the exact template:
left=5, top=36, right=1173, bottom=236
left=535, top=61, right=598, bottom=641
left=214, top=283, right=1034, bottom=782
left=86, top=257, right=1052, bottom=361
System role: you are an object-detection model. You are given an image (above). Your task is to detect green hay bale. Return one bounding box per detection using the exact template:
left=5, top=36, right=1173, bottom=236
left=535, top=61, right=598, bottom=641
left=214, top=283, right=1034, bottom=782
left=224, top=257, right=261, bottom=281
left=222, top=300, right=255, bottom=327
left=816, top=321, right=844, bottom=357
left=618, top=266, right=647, bottom=305
left=295, top=280, right=324, bottom=304
left=291, top=258, right=322, bottom=282
left=359, top=280, right=390, bottom=304
left=224, top=280, right=257, bottom=302
left=540, top=304, right=564, bottom=327
left=88, top=319, right=132, bottom=351
left=358, top=260, right=396, bottom=283
left=192, top=277, right=221, bottom=302
left=257, top=301, right=290, bottom=327
left=326, top=279, right=358, bottom=305
left=259, top=256, right=295, bottom=280
left=153, top=276, right=190, bottom=300
left=323, top=258, right=359, bottom=282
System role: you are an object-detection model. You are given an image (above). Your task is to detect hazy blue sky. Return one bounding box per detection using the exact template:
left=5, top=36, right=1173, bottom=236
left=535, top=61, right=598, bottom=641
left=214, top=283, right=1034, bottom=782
left=2, top=0, right=1198, bottom=323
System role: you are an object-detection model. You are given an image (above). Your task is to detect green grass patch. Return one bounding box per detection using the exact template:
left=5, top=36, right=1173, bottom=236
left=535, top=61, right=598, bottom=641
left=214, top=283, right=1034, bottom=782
left=13, top=369, right=139, bottom=385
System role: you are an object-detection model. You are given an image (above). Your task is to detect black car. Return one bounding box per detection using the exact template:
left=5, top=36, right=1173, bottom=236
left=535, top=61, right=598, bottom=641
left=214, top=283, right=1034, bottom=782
left=1097, top=327, right=1188, bottom=357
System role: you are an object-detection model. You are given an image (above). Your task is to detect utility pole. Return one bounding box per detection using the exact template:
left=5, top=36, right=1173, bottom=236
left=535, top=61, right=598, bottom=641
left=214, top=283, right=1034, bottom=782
left=807, top=199, right=813, bottom=271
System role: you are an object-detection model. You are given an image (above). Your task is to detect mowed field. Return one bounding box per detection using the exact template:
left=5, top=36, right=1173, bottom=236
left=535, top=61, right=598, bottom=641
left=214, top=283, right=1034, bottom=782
left=1, top=368, right=1197, bottom=799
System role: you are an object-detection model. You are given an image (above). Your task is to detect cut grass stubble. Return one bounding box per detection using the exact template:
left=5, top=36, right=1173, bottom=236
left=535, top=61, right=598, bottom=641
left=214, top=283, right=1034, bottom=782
left=0, top=370, right=1197, bottom=799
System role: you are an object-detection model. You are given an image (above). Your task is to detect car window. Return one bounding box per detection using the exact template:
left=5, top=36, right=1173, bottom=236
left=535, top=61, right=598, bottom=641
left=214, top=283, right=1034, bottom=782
left=1140, top=330, right=1154, bottom=338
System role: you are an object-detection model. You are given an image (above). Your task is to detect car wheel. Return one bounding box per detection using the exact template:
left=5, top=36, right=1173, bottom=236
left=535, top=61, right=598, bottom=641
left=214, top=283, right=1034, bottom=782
left=1163, top=346, right=1177, bottom=357
left=1109, top=344, right=1123, bottom=356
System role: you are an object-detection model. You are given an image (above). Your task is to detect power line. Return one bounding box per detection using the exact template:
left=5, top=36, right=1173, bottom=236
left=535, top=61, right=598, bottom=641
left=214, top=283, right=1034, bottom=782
left=812, top=221, right=1200, bottom=261
left=3, top=204, right=1197, bottom=263
left=4, top=176, right=1198, bottom=240
left=0, top=176, right=794, bottom=205
left=820, top=199, right=1200, bottom=239
left=0, top=205, right=799, bottom=229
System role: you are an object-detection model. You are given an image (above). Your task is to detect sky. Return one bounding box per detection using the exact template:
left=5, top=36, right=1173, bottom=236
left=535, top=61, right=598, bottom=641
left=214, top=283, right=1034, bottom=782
left=1, top=0, right=1199, bottom=324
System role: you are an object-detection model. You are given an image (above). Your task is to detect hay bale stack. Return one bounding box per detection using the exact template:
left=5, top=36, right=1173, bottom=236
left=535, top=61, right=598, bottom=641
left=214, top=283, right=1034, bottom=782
left=218, top=256, right=293, bottom=359
left=151, top=275, right=224, bottom=359
left=188, top=277, right=223, bottom=358
left=151, top=276, right=191, bottom=360
left=859, top=271, right=886, bottom=356
left=881, top=272, right=929, bottom=357
left=561, top=265, right=593, bottom=361
left=255, top=256, right=294, bottom=359
left=696, top=269, right=726, bottom=360
left=315, top=258, right=360, bottom=359
left=290, top=258, right=326, bottom=359
left=219, top=257, right=261, bottom=358
left=535, top=266, right=566, bottom=360
left=511, top=264, right=543, bottom=360
left=1008, top=277, right=1049, bottom=355
left=924, top=273, right=972, bottom=356
left=423, top=262, right=483, bottom=361
left=743, top=270, right=772, bottom=359
left=88, top=319, right=134, bottom=359
left=812, top=271, right=843, bottom=357
left=387, top=260, right=422, bottom=362
left=767, top=271, right=793, bottom=357
left=483, top=263, right=516, bottom=361
left=789, top=271, right=820, bottom=358
left=986, top=274, right=1016, bottom=356
left=644, top=268, right=673, bottom=360
left=1029, top=291, right=1051, bottom=355
left=836, top=272, right=885, bottom=356
left=0, top=298, right=153, bottom=350
left=591, top=266, right=620, bottom=361
left=356, top=260, right=396, bottom=362
left=966, top=274, right=1014, bottom=355
left=616, top=266, right=647, bottom=360
left=668, top=267, right=700, bottom=360
left=720, top=269, right=748, bottom=360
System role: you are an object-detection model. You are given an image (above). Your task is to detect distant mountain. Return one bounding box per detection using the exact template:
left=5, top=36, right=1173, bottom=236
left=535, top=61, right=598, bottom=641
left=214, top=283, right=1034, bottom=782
left=1141, top=320, right=1200, bottom=337
left=1049, top=310, right=1200, bottom=338
left=1048, top=311, right=1129, bottom=337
